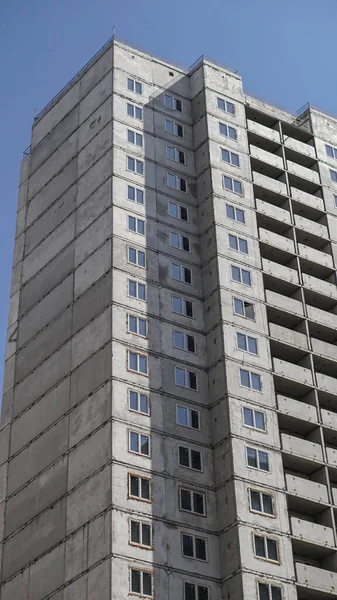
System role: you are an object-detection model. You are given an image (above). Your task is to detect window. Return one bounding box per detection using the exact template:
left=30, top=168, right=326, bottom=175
left=330, top=169, right=337, bottom=183
left=127, top=78, right=142, bottom=95
left=128, top=474, right=151, bottom=501
left=243, top=407, right=265, bottom=431
left=180, top=488, right=206, bottom=516
left=166, top=144, right=186, bottom=164
left=128, top=279, right=146, bottom=300
left=168, top=200, right=188, bottom=221
left=219, top=122, right=237, bottom=140
left=231, top=265, right=252, bottom=286
left=229, top=234, right=248, bottom=254
left=184, top=582, right=209, bottom=600
left=127, top=102, right=143, bottom=120
left=254, top=535, right=279, bottom=562
left=217, top=97, right=235, bottom=115
left=182, top=533, right=207, bottom=561
left=326, top=144, right=337, bottom=159
left=223, top=175, right=242, bottom=195
left=165, top=94, right=182, bottom=112
left=128, top=129, right=143, bottom=147
left=247, top=447, right=269, bottom=471
left=249, top=489, right=274, bottom=516
left=258, top=582, right=282, bottom=600
left=233, top=298, right=255, bottom=320
left=177, top=406, right=200, bottom=429
left=165, top=119, right=183, bottom=137
left=174, top=331, right=195, bottom=353
left=240, top=369, right=262, bottom=391
left=179, top=446, right=202, bottom=471
left=129, top=431, right=150, bottom=456
left=130, top=568, right=153, bottom=597
left=170, top=231, right=190, bottom=252
left=128, top=215, right=145, bottom=235
left=237, top=332, right=258, bottom=355
left=130, top=520, right=152, bottom=548
left=128, top=315, right=147, bottom=337
left=171, top=263, right=192, bottom=284
left=175, top=367, right=198, bottom=390
left=128, top=247, right=146, bottom=268
left=128, top=185, right=144, bottom=204
left=167, top=173, right=187, bottom=192
left=127, top=156, right=144, bottom=175
left=221, top=148, right=240, bottom=167
left=129, top=390, right=150, bottom=415
left=172, top=295, right=193, bottom=317
left=128, top=351, right=148, bottom=375
left=226, top=203, right=245, bottom=223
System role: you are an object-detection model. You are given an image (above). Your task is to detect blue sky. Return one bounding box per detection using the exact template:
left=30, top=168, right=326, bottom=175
left=0, top=0, right=336, bottom=389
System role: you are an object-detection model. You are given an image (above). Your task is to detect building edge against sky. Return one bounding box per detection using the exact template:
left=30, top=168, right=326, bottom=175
left=0, top=35, right=337, bottom=599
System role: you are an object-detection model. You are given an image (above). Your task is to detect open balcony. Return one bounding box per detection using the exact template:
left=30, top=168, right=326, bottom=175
left=307, top=304, right=337, bottom=335
left=262, top=258, right=299, bottom=284
left=247, top=118, right=280, bottom=144
left=316, top=373, right=337, bottom=397
left=291, top=517, right=334, bottom=549
left=252, top=171, right=287, bottom=196
left=281, top=433, right=323, bottom=463
left=283, top=135, right=316, bottom=160
left=291, top=187, right=325, bottom=214
left=259, top=227, right=295, bottom=255
left=303, top=273, right=337, bottom=301
left=287, top=160, right=320, bottom=185
left=286, top=473, right=329, bottom=507
left=277, top=394, right=317, bottom=425
left=266, top=289, right=304, bottom=318
left=256, top=198, right=291, bottom=226
left=298, top=244, right=334, bottom=271
left=296, top=562, right=337, bottom=597
left=273, top=358, right=313, bottom=386
left=294, top=214, right=329, bottom=242
left=250, top=144, right=284, bottom=170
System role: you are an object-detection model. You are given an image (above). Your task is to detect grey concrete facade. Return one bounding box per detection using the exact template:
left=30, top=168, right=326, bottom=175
left=1, top=36, right=337, bottom=600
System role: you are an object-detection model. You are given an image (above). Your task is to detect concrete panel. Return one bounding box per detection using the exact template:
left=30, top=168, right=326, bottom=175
left=69, top=383, right=110, bottom=446
left=2, top=354, right=15, bottom=395
left=64, top=576, right=86, bottom=600
left=75, top=209, right=112, bottom=267
left=26, top=158, right=77, bottom=226
left=32, top=81, right=80, bottom=147
left=70, top=347, right=111, bottom=408
left=9, top=261, right=22, bottom=297
left=79, top=48, right=112, bottom=99
left=28, top=542, right=65, bottom=600
left=7, top=289, right=19, bottom=328
left=78, top=123, right=111, bottom=177
left=22, top=214, right=75, bottom=284
left=16, top=206, right=26, bottom=241
left=65, top=527, right=88, bottom=582
left=20, top=243, right=74, bottom=315
left=11, top=377, right=70, bottom=454
left=18, top=274, right=73, bottom=347
left=79, top=73, right=112, bottom=123
left=72, top=271, right=111, bottom=334
left=71, top=308, right=111, bottom=369
left=76, top=152, right=111, bottom=206
left=25, top=184, right=77, bottom=254
left=68, top=423, right=111, bottom=489
left=87, top=560, right=110, bottom=598
left=5, top=457, right=67, bottom=536
left=4, top=323, right=18, bottom=361
left=29, top=132, right=78, bottom=199
left=2, top=500, right=66, bottom=579
left=0, top=425, right=10, bottom=466
left=1, top=568, right=29, bottom=600
left=88, top=511, right=111, bottom=567
left=13, top=233, right=24, bottom=266
left=75, top=179, right=111, bottom=234
left=15, top=307, right=73, bottom=383
left=66, top=466, right=111, bottom=533
left=30, top=106, right=79, bottom=174
left=0, top=388, right=14, bottom=429
left=78, top=98, right=111, bottom=151
left=7, top=417, right=69, bottom=494
left=74, top=240, right=111, bottom=298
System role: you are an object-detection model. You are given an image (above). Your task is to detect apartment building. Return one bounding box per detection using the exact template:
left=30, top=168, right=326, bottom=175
left=0, top=35, right=337, bottom=600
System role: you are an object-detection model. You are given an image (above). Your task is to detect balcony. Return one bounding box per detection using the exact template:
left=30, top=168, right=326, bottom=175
left=259, top=228, right=295, bottom=255
left=321, top=409, right=337, bottom=431
left=284, top=136, right=316, bottom=159
left=262, top=258, right=299, bottom=284
left=286, top=474, right=329, bottom=505
left=277, top=394, right=317, bottom=424
left=307, top=305, right=337, bottom=333
left=291, top=517, right=334, bottom=548
left=252, top=171, right=287, bottom=196
left=303, top=273, right=337, bottom=301
left=312, top=338, right=337, bottom=363
left=294, top=214, right=329, bottom=241
left=296, top=562, right=337, bottom=596
left=326, top=446, right=337, bottom=468
left=281, top=433, right=323, bottom=462
left=273, top=358, right=313, bottom=386
left=287, top=160, right=320, bottom=185
left=256, top=198, right=291, bottom=227
left=270, top=323, right=308, bottom=351
left=247, top=119, right=280, bottom=144
left=298, top=244, right=334, bottom=270
left=250, top=145, right=284, bottom=169
left=291, top=187, right=324, bottom=213
left=316, top=373, right=337, bottom=397
left=265, top=289, right=304, bottom=317
left=332, top=488, right=337, bottom=506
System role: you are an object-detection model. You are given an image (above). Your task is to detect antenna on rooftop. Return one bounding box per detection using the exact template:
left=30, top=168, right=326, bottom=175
left=34, top=108, right=38, bottom=120
left=112, top=25, right=116, bottom=38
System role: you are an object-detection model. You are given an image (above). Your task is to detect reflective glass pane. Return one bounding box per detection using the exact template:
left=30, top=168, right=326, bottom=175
left=130, top=432, right=139, bottom=452
left=222, top=149, right=230, bottom=163
left=140, top=435, right=149, bottom=455
left=141, top=478, right=150, bottom=499
left=195, top=538, right=206, bottom=560
left=179, top=446, right=190, bottom=467
left=181, top=489, right=192, bottom=511
left=175, top=367, right=186, bottom=387
left=228, top=126, right=237, bottom=140
left=191, top=450, right=201, bottom=470
left=177, top=406, right=188, bottom=425
left=138, top=319, right=147, bottom=337
left=254, top=535, right=265, bottom=557
left=127, top=103, right=134, bottom=116
left=135, top=82, right=142, bottom=94
left=231, top=152, right=240, bottom=166
left=258, top=583, right=269, bottom=600
left=251, top=373, right=261, bottom=391
left=131, top=569, right=141, bottom=592
left=131, top=520, right=140, bottom=543
left=224, top=176, right=233, bottom=190
left=259, top=451, right=269, bottom=471
left=129, top=391, right=138, bottom=411
left=167, top=145, right=176, bottom=160
left=128, top=130, right=134, bottom=143
left=255, top=410, right=265, bottom=430
left=135, top=107, right=142, bottom=120
left=168, top=201, right=178, bottom=217
left=165, top=94, right=173, bottom=108
left=240, top=369, right=250, bottom=388
left=184, top=583, right=195, bottom=600
left=226, top=101, right=235, bottom=115
left=172, top=295, right=182, bottom=313
left=138, top=251, right=145, bottom=267
left=239, top=238, right=248, bottom=254
left=226, top=204, right=235, bottom=220
left=128, top=316, right=137, bottom=333
left=165, top=119, right=174, bottom=133
left=219, top=123, right=228, bottom=136
left=138, top=283, right=146, bottom=300
left=142, top=572, right=152, bottom=596
left=136, top=160, right=143, bottom=175
left=236, top=208, right=245, bottom=223
left=248, top=337, right=257, bottom=354
left=242, top=269, right=251, bottom=286
left=137, top=219, right=145, bottom=235
left=243, top=407, right=254, bottom=427
left=127, top=157, right=135, bottom=171
left=128, top=185, right=135, bottom=201
left=129, top=352, right=137, bottom=371
left=130, top=475, right=139, bottom=496
left=136, top=188, right=144, bottom=204
left=138, top=355, right=147, bottom=374
left=142, top=523, right=151, bottom=546
left=182, top=534, right=194, bottom=557
left=267, top=538, right=278, bottom=561
left=262, top=493, right=273, bottom=515
left=237, top=333, right=247, bottom=351
left=234, top=298, right=244, bottom=315
left=217, top=97, right=225, bottom=111
left=250, top=490, right=261, bottom=512
left=139, top=394, right=149, bottom=414
left=170, top=232, right=180, bottom=248
left=127, top=78, right=134, bottom=91
left=271, top=586, right=282, bottom=600
left=167, top=173, right=177, bottom=188
left=174, top=331, right=184, bottom=349
left=171, top=263, right=181, bottom=280
left=247, top=447, right=257, bottom=468
left=128, top=248, right=136, bottom=263
left=194, top=492, right=204, bottom=515
left=234, top=180, right=242, bottom=194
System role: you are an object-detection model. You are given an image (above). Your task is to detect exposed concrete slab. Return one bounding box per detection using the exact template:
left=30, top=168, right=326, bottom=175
left=69, top=382, right=110, bottom=447
left=74, top=209, right=112, bottom=267
left=28, top=542, right=65, bottom=600
left=66, top=466, right=110, bottom=533
left=71, top=308, right=111, bottom=369
left=69, top=346, right=111, bottom=408
left=76, top=152, right=111, bottom=206
left=75, top=178, right=111, bottom=234
left=68, top=423, right=111, bottom=489
left=72, top=271, right=111, bottom=334
left=79, top=73, right=112, bottom=124
left=74, top=240, right=111, bottom=297
left=32, top=80, right=80, bottom=147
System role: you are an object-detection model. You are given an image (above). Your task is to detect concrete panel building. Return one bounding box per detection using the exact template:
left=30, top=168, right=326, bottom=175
left=1, top=35, right=337, bottom=599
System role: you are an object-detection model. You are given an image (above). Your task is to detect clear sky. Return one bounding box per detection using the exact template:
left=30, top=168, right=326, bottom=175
left=0, top=0, right=336, bottom=390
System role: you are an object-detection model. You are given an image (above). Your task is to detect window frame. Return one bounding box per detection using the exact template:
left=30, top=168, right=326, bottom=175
left=181, top=532, right=208, bottom=562
left=164, top=93, right=183, bottom=112
left=217, top=96, right=235, bottom=115
left=173, top=330, right=196, bottom=353
left=242, top=406, right=266, bottom=431
left=129, top=518, right=153, bottom=549
left=128, top=279, right=146, bottom=301
left=127, top=128, right=143, bottom=147
left=178, top=445, right=203, bottom=471
left=127, top=77, right=143, bottom=95
left=170, top=231, right=191, bottom=252
left=127, top=156, right=144, bottom=176
left=165, top=118, right=184, bottom=138
left=246, top=446, right=270, bottom=472
left=330, top=169, right=337, bottom=183
left=171, top=263, right=192, bottom=284
left=236, top=332, right=258, bottom=355
left=179, top=487, right=206, bottom=516
left=128, top=246, right=146, bottom=269
left=129, top=567, right=153, bottom=597
left=128, top=314, right=148, bottom=338
left=174, top=366, right=198, bottom=390
left=128, top=350, right=149, bottom=376
left=233, top=297, right=255, bottom=321
left=240, top=368, right=262, bottom=391
left=219, top=121, right=237, bottom=141
left=257, top=581, right=283, bottom=600
left=128, top=389, right=150, bottom=416
left=166, top=144, right=186, bottom=165
left=168, top=200, right=189, bottom=222
left=326, top=144, right=337, bottom=159
left=226, top=203, right=245, bottom=224
left=221, top=148, right=240, bottom=167
left=127, top=102, right=143, bottom=121
left=183, top=581, right=210, bottom=600
left=254, top=533, right=280, bottom=563
left=167, top=172, right=187, bottom=192
left=228, top=233, right=249, bottom=254
left=129, top=430, right=151, bottom=457
left=128, top=214, right=145, bottom=236
left=223, top=175, right=243, bottom=195
left=231, top=265, right=252, bottom=287
left=128, top=185, right=144, bottom=205
left=128, top=473, right=152, bottom=502
left=176, top=405, right=200, bottom=429
left=249, top=488, right=275, bottom=517
left=172, top=294, right=194, bottom=318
